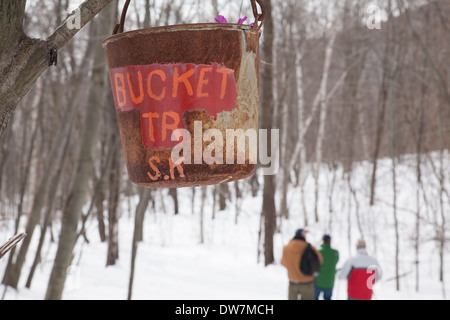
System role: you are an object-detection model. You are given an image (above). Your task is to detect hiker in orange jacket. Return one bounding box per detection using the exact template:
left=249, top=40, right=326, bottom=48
left=281, top=229, right=323, bottom=300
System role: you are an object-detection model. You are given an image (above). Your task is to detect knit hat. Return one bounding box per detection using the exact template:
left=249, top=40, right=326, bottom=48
left=294, top=229, right=308, bottom=238
left=322, top=234, right=331, bottom=241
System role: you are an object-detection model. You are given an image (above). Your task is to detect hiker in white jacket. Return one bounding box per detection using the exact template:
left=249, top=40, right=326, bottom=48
left=339, top=239, right=382, bottom=300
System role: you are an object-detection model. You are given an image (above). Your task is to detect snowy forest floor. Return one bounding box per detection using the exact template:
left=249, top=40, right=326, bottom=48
left=1, top=154, right=449, bottom=300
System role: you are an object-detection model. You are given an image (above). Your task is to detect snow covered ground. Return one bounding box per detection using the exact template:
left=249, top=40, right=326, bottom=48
left=1, top=155, right=449, bottom=300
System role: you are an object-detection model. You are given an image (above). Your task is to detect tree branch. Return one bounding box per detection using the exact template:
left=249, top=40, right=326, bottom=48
left=0, top=233, right=27, bottom=259
left=0, top=0, right=114, bottom=139
left=47, top=0, right=114, bottom=51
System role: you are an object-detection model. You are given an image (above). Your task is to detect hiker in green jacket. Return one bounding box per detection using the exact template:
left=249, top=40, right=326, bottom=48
left=315, top=234, right=339, bottom=300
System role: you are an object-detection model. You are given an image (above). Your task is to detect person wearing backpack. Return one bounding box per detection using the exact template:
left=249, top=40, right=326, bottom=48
left=338, top=239, right=382, bottom=300
left=314, top=234, right=339, bottom=300
left=281, top=229, right=323, bottom=300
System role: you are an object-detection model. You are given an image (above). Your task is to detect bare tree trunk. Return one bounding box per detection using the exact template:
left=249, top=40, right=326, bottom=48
left=169, top=188, right=179, bottom=215
left=288, top=50, right=307, bottom=182
left=347, top=189, right=352, bottom=255
left=277, top=18, right=293, bottom=220
left=388, top=1, right=403, bottom=291
left=2, top=86, right=78, bottom=289
left=343, top=62, right=367, bottom=172
left=341, top=0, right=368, bottom=172
left=234, top=181, right=242, bottom=225
left=135, top=187, right=149, bottom=243
left=25, top=124, right=73, bottom=288
left=391, top=127, right=400, bottom=291
left=191, top=187, right=196, bottom=215
left=293, top=49, right=308, bottom=227
left=348, top=174, right=364, bottom=239
left=129, top=0, right=152, bottom=247
left=415, top=45, right=428, bottom=294
left=370, top=1, right=394, bottom=206
left=159, top=189, right=166, bottom=214
left=94, top=133, right=108, bottom=243
left=143, top=0, right=151, bottom=28
left=0, top=120, right=13, bottom=216
left=415, top=151, right=421, bottom=292
left=437, top=102, right=446, bottom=287
left=77, top=128, right=118, bottom=243
left=261, top=0, right=276, bottom=266
left=45, top=2, right=116, bottom=300
left=106, top=134, right=121, bottom=266
left=327, top=163, right=337, bottom=231
left=2, top=85, right=41, bottom=287
left=96, top=184, right=107, bottom=242
left=392, top=159, right=400, bottom=290
left=211, top=186, right=217, bottom=220
left=250, top=173, right=259, bottom=197
left=300, top=183, right=308, bottom=227
left=128, top=187, right=151, bottom=300
left=313, top=30, right=337, bottom=223
left=104, top=23, right=122, bottom=259
left=218, top=184, right=229, bottom=211
left=389, top=46, right=400, bottom=291
left=211, top=0, right=219, bottom=17
left=200, top=187, right=206, bottom=244
left=277, top=60, right=293, bottom=220
left=16, top=82, right=42, bottom=233
left=257, top=210, right=263, bottom=264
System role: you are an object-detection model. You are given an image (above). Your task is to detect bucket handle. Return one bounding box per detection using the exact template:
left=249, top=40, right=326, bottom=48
left=112, top=0, right=266, bottom=35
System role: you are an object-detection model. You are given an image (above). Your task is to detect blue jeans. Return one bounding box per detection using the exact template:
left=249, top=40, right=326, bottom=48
left=315, top=284, right=333, bottom=300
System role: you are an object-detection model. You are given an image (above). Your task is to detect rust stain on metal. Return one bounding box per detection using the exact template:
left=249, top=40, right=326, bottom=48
left=103, top=21, right=262, bottom=188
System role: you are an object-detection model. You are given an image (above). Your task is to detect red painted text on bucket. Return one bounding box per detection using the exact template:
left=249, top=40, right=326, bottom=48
left=109, top=63, right=238, bottom=150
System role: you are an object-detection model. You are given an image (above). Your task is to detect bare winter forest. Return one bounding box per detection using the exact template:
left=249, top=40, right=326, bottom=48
left=0, top=0, right=449, bottom=300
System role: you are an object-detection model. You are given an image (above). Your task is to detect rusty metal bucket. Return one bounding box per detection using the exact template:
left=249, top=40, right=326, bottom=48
left=102, top=0, right=265, bottom=188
